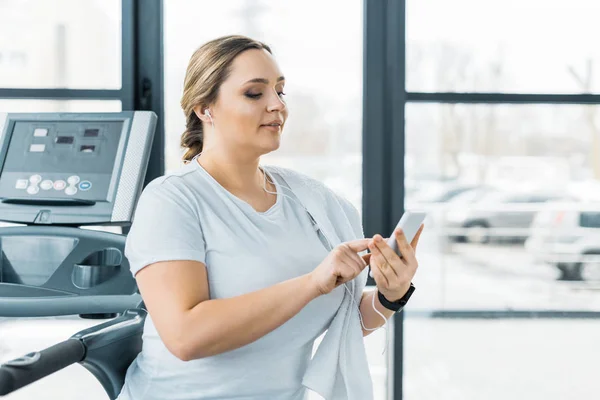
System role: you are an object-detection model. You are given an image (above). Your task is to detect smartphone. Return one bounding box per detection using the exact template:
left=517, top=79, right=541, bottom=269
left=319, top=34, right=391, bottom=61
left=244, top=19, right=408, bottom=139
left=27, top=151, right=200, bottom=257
left=369, top=211, right=427, bottom=278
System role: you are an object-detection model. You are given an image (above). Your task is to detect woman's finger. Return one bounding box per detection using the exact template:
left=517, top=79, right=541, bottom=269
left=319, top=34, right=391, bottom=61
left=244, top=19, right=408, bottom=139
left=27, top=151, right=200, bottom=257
left=339, top=245, right=367, bottom=276
left=362, top=253, right=372, bottom=265
left=395, top=229, right=417, bottom=265
left=350, top=251, right=368, bottom=271
left=335, top=255, right=358, bottom=284
left=372, top=235, right=404, bottom=271
left=370, top=262, right=388, bottom=289
left=411, top=224, right=425, bottom=250
left=369, top=240, right=398, bottom=280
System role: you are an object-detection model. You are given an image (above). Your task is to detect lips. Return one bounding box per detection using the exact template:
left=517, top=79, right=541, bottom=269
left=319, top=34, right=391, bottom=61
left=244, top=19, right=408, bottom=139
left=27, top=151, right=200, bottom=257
left=261, top=120, right=283, bottom=127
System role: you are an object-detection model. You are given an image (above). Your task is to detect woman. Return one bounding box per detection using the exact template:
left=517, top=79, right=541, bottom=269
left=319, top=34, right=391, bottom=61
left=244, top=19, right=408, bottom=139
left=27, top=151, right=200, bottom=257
left=117, top=35, right=423, bottom=400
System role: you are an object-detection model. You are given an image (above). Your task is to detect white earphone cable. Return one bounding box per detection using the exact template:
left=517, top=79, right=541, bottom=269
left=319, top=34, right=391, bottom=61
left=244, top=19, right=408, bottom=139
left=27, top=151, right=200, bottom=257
left=260, top=167, right=389, bottom=337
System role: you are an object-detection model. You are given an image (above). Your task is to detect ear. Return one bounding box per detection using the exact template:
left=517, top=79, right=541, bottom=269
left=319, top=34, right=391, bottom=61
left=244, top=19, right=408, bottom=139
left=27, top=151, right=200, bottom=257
left=193, top=105, right=211, bottom=124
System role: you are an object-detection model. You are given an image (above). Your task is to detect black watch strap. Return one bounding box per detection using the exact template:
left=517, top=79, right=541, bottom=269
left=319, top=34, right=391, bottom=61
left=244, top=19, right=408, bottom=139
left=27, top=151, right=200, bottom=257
left=377, top=283, right=416, bottom=312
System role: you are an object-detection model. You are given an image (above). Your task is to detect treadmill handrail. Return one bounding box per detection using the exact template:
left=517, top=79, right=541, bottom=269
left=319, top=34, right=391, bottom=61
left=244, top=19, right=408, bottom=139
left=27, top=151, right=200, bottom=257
left=0, top=339, right=85, bottom=396
left=0, top=308, right=147, bottom=399
left=0, top=293, right=142, bottom=317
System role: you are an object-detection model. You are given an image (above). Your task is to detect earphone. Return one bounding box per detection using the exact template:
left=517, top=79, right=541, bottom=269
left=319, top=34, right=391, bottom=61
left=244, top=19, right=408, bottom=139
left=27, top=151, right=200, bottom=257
left=260, top=168, right=389, bottom=337
left=204, top=109, right=215, bottom=129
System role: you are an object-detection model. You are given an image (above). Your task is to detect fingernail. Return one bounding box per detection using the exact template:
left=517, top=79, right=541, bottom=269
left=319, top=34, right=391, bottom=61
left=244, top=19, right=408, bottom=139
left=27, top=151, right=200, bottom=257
left=375, top=235, right=382, bottom=242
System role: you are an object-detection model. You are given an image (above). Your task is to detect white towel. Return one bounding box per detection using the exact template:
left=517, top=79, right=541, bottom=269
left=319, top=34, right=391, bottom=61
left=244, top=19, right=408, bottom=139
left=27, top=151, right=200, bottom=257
left=267, top=166, right=374, bottom=400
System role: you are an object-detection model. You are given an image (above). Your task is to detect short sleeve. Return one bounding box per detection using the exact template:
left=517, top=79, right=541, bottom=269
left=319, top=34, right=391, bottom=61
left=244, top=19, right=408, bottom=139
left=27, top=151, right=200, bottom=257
left=337, top=195, right=365, bottom=241
left=124, top=180, right=206, bottom=277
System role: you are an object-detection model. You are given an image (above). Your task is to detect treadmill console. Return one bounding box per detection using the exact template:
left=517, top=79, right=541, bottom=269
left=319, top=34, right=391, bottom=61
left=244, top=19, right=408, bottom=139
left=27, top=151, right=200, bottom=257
left=0, top=112, right=156, bottom=225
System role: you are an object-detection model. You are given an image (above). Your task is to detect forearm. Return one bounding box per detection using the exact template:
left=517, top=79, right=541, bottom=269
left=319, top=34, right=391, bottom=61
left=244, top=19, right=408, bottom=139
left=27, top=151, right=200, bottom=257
left=359, top=290, right=395, bottom=337
left=181, top=274, right=320, bottom=360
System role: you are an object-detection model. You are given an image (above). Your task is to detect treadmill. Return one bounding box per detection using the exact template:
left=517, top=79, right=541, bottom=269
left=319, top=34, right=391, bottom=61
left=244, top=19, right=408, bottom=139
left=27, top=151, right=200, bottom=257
left=0, top=112, right=157, bottom=399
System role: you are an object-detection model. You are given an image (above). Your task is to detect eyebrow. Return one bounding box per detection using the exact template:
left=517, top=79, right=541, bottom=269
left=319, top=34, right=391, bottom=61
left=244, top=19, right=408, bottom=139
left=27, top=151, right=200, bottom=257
left=244, top=76, right=285, bottom=85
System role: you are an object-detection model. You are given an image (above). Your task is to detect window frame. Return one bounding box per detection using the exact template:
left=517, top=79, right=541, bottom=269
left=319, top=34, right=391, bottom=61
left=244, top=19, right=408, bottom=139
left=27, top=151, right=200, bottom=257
left=363, top=1, right=600, bottom=399
left=0, top=0, right=164, bottom=184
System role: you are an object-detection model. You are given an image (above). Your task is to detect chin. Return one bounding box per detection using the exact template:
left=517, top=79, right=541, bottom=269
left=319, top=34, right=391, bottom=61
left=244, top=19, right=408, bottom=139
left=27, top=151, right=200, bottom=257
left=265, top=142, right=281, bottom=154
left=259, top=139, right=281, bottom=156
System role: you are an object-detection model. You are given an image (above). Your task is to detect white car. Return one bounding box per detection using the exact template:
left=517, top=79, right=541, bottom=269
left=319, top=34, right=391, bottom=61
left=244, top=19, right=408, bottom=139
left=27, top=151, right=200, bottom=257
left=444, top=190, right=567, bottom=244
left=525, top=201, right=600, bottom=281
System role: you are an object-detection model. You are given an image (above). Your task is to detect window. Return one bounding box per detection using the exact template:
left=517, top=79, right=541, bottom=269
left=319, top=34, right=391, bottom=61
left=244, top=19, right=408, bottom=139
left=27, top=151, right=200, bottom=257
left=407, top=0, right=600, bottom=93
left=0, top=100, right=121, bottom=113
left=0, top=0, right=121, bottom=89
left=0, top=2, right=130, bottom=399
left=580, top=212, right=600, bottom=228
left=404, top=101, right=600, bottom=400
left=164, top=0, right=364, bottom=212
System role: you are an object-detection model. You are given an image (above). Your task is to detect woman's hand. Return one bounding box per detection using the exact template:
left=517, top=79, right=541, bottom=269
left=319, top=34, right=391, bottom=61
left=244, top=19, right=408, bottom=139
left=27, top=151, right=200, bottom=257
left=309, top=239, right=371, bottom=296
left=366, top=225, right=424, bottom=302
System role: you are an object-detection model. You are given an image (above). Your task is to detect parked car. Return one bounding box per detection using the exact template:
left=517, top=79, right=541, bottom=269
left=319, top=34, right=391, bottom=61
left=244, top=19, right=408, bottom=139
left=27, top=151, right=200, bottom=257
left=410, top=182, right=484, bottom=204
left=445, top=190, right=570, bottom=244
left=525, top=202, right=600, bottom=281
left=406, top=185, right=493, bottom=233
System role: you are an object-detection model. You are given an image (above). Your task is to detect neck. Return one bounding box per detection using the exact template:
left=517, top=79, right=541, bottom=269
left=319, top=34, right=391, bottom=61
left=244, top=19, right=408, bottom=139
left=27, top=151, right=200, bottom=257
left=196, top=148, right=264, bottom=194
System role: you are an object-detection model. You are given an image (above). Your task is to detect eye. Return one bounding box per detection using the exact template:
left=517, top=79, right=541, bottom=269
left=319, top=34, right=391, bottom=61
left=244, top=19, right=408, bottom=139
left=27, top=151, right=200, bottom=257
left=245, top=92, right=262, bottom=99
left=278, top=91, right=286, bottom=97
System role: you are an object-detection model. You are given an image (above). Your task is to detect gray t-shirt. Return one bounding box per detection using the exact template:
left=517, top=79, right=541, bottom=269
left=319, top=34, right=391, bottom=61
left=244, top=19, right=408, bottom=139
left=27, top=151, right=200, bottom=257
left=117, top=161, right=345, bottom=400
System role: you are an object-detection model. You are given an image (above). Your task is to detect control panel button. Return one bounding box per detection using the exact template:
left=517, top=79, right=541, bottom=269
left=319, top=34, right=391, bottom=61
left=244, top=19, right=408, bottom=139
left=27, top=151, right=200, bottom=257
left=79, top=181, right=92, bottom=191
left=53, top=180, right=67, bottom=191
left=27, top=186, right=39, bottom=195
left=33, top=128, right=49, bottom=137
left=15, top=179, right=28, bottom=189
left=29, top=175, right=42, bottom=184
left=40, top=180, right=53, bottom=190
left=39, top=211, right=51, bottom=223
left=29, top=144, right=46, bottom=153
left=67, top=175, right=80, bottom=185
left=65, top=186, right=78, bottom=196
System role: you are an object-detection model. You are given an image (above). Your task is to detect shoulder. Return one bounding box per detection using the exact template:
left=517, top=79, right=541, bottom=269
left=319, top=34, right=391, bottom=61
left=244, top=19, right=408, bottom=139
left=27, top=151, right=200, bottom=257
left=142, top=162, right=198, bottom=196
left=264, top=165, right=360, bottom=217
left=136, top=163, right=200, bottom=213
left=266, top=165, right=329, bottom=193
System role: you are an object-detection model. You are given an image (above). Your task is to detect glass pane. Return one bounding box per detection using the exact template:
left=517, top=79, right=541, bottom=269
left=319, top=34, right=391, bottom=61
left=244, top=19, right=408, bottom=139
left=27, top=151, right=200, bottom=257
left=405, top=102, right=600, bottom=399
left=0, top=100, right=121, bottom=112
left=407, top=0, right=600, bottom=93
left=407, top=103, right=600, bottom=310
left=404, top=319, right=600, bottom=400
left=164, top=0, right=363, bottom=212
left=0, top=0, right=121, bottom=89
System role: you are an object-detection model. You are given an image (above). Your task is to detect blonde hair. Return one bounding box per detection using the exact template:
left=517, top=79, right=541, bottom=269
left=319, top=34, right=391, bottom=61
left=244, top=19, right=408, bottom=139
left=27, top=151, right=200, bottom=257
left=180, top=35, right=272, bottom=161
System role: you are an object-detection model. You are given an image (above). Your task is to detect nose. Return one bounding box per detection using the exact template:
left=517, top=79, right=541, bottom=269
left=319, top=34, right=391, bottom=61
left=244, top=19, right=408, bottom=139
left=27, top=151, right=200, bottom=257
left=266, top=89, right=286, bottom=113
